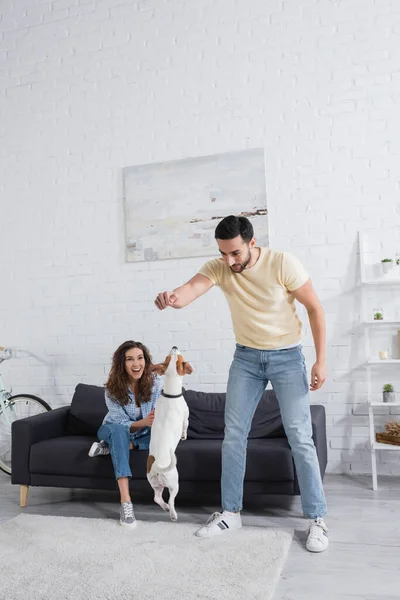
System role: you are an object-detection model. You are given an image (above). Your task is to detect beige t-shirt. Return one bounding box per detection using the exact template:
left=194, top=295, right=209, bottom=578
left=198, top=247, right=309, bottom=350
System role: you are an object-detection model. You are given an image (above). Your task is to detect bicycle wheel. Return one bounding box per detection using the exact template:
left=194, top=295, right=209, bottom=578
left=0, top=394, right=51, bottom=475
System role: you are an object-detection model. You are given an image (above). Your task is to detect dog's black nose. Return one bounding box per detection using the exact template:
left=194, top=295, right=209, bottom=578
left=171, top=346, right=178, bottom=351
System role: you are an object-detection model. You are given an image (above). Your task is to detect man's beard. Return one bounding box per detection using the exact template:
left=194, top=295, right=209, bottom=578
left=230, top=248, right=252, bottom=273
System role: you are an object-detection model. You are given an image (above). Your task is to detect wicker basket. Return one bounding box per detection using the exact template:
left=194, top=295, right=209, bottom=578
left=376, top=433, right=400, bottom=446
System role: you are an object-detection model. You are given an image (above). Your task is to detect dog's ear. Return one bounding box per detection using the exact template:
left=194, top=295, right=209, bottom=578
left=152, top=355, right=171, bottom=376
left=183, top=362, right=193, bottom=375
left=176, top=355, right=193, bottom=376
left=151, top=363, right=165, bottom=375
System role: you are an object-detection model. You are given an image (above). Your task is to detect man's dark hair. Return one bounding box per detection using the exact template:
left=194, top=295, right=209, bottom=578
left=214, top=215, right=254, bottom=243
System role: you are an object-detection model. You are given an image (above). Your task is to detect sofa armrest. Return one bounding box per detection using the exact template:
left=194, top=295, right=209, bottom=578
left=11, top=406, right=70, bottom=485
left=310, top=404, right=328, bottom=479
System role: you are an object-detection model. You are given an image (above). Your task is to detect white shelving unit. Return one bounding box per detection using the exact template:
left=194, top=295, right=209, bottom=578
left=368, top=402, right=400, bottom=489
left=364, top=321, right=400, bottom=326
left=359, top=232, right=400, bottom=490
left=367, top=359, right=400, bottom=365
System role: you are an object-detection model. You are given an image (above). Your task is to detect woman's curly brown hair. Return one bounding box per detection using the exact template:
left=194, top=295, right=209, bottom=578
left=105, top=341, right=155, bottom=406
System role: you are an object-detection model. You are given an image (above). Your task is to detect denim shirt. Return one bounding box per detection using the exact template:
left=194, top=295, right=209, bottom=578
left=102, top=374, right=163, bottom=446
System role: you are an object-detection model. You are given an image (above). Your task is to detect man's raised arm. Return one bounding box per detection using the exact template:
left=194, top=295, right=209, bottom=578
left=154, top=274, right=213, bottom=310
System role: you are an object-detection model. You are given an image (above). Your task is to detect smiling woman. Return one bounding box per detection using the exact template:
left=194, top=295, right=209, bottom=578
left=105, top=341, right=155, bottom=407
left=88, top=340, right=163, bottom=528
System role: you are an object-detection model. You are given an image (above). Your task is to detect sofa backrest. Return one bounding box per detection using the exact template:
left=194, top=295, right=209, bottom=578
left=65, top=383, right=285, bottom=439
left=184, top=389, right=285, bottom=439
left=65, top=384, right=107, bottom=436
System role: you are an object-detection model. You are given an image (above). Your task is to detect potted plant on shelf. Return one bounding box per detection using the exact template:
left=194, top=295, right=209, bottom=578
left=374, top=311, right=383, bottom=320
left=383, top=383, right=395, bottom=403
left=381, top=258, right=393, bottom=275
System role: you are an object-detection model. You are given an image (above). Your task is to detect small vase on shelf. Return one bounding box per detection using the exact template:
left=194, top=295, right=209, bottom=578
left=383, top=384, right=395, bottom=403
left=381, top=259, right=394, bottom=276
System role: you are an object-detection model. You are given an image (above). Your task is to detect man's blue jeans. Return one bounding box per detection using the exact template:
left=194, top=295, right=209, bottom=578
left=222, top=344, right=327, bottom=519
left=97, top=423, right=150, bottom=480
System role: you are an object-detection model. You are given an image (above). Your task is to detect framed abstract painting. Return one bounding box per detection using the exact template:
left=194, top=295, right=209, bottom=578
left=123, top=148, right=268, bottom=262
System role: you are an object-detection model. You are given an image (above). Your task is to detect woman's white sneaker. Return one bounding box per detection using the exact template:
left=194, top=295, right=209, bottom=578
left=195, top=511, right=242, bottom=538
left=306, top=518, right=329, bottom=552
left=88, top=440, right=110, bottom=457
left=120, top=501, right=137, bottom=529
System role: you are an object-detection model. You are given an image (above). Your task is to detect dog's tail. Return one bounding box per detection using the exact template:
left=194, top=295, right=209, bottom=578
left=153, top=448, right=177, bottom=473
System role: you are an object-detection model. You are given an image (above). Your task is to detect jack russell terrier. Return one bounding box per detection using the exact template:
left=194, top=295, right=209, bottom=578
left=147, top=346, right=192, bottom=522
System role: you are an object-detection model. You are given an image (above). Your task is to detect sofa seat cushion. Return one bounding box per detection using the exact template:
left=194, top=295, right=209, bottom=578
left=29, top=436, right=295, bottom=483
left=30, top=436, right=148, bottom=480
left=176, top=438, right=294, bottom=482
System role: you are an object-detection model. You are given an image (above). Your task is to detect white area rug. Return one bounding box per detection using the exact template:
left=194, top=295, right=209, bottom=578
left=0, top=514, right=292, bottom=600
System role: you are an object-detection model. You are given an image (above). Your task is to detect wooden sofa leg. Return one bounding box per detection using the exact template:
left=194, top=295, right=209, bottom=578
left=20, top=485, right=29, bottom=508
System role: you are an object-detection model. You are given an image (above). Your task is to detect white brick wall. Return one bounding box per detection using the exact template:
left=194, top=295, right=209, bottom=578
left=1, top=0, right=400, bottom=475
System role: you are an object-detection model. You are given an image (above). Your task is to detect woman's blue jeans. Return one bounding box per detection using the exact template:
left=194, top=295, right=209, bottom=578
left=97, top=423, right=150, bottom=479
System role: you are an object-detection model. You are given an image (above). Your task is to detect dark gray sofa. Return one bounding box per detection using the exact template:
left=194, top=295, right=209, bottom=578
left=12, top=383, right=327, bottom=506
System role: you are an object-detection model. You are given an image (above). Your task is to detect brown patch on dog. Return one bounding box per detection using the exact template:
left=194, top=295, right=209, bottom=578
left=176, top=355, right=185, bottom=376
left=147, top=454, right=155, bottom=474
left=177, top=355, right=193, bottom=376
left=152, top=355, right=171, bottom=376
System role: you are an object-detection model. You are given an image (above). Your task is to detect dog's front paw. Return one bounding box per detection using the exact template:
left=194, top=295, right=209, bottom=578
left=181, top=434, right=187, bottom=441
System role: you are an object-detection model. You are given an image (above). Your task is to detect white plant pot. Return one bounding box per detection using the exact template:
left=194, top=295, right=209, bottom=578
left=381, top=262, right=394, bottom=276
left=383, top=391, right=395, bottom=403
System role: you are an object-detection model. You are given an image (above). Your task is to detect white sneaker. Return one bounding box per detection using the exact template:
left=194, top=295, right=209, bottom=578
left=120, top=501, right=137, bottom=529
left=306, top=518, right=329, bottom=552
left=195, top=511, right=242, bottom=539
left=88, top=440, right=110, bottom=457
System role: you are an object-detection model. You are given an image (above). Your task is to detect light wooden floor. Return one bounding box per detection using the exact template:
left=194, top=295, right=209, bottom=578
left=1, top=472, right=399, bottom=600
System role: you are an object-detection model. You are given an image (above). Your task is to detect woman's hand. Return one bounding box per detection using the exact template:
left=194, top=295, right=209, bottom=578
left=130, top=410, right=155, bottom=432
left=141, top=409, right=155, bottom=428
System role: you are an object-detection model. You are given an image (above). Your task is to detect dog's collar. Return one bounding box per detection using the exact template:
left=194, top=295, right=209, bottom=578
left=161, top=389, right=183, bottom=398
